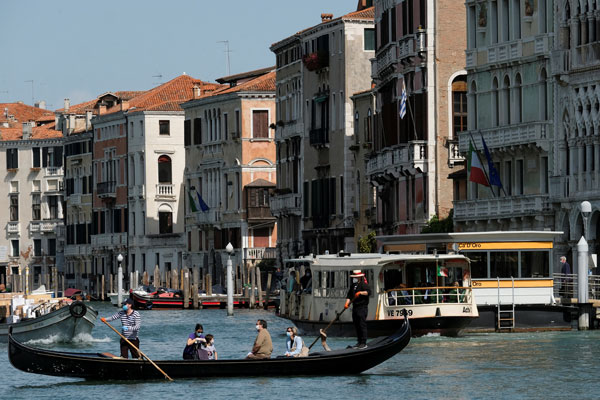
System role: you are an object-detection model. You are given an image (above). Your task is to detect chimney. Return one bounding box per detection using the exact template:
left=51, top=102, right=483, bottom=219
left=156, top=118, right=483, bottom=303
left=120, top=100, right=129, bottom=111
left=321, top=13, right=333, bottom=23
left=22, top=121, right=34, bottom=140
left=35, top=100, right=46, bottom=109
left=3, top=107, right=7, bottom=118
left=193, top=85, right=202, bottom=99
left=64, top=98, right=70, bottom=112
left=99, top=104, right=107, bottom=115
left=86, top=110, right=93, bottom=130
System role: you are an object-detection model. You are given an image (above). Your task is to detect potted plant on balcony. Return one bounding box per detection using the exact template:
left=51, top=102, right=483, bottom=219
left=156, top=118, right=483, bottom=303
left=302, top=51, right=329, bottom=72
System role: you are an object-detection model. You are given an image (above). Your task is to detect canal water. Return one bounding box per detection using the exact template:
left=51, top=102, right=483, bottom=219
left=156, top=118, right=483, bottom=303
left=2, top=302, right=600, bottom=399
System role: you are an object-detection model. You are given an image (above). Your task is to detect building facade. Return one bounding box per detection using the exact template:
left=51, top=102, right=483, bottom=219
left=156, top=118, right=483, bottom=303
left=0, top=103, right=64, bottom=287
left=456, top=0, right=553, bottom=236
left=369, top=0, right=467, bottom=236
left=182, top=70, right=277, bottom=285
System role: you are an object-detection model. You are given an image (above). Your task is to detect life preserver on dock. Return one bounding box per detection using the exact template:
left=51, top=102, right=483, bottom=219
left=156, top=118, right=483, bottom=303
left=69, top=301, right=87, bottom=318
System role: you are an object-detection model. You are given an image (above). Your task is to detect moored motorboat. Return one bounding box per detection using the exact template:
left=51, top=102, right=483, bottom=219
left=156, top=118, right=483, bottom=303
left=8, top=317, right=410, bottom=380
left=0, top=301, right=97, bottom=343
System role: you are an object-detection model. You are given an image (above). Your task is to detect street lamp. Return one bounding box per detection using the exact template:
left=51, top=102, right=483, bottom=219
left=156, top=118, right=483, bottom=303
left=117, top=253, right=124, bottom=306
left=578, top=201, right=592, bottom=330
left=226, top=242, right=234, bottom=316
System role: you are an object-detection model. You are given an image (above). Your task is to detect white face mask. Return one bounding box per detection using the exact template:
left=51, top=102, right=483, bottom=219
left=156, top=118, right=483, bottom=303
left=352, top=278, right=358, bottom=283
left=256, top=325, right=261, bottom=331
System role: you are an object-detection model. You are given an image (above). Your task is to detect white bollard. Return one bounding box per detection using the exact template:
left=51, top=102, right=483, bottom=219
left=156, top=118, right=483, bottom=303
left=577, top=236, right=589, bottom=330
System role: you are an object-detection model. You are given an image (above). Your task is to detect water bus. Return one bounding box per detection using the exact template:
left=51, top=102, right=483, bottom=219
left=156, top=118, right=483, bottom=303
left=280, top=252, right=478, bottom=337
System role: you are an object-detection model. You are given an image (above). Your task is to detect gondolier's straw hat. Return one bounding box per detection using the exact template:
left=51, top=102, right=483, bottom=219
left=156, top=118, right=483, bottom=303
left=350, top=270, right=365, bottom=278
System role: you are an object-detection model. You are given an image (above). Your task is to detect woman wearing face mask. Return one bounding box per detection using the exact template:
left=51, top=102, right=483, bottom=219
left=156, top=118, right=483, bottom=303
left=182, top=323, right=206, bottom=360
left=284, top=326, right=308, bottom=357
left=344, top=270, right=372, bottom=349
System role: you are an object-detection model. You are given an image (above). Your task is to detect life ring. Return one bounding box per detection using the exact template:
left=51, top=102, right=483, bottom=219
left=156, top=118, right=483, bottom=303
left=69, top=301, right=87, bottom=318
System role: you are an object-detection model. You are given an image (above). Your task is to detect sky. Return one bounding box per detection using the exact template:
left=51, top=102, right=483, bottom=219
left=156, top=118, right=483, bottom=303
left=0, top=0, right=356, bottom=111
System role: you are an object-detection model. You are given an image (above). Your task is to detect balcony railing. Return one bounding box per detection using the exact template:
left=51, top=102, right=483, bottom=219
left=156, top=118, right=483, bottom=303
left=69, top=193, right=81, bottom=205
left=45, top=166, right=64, bottom=176
left=458, top=122, right=550, bottom=154
left=41, top=221, right=58, bottom=233
left=244, top=247, right=277, bottom=261
left=447, top=138, right=465, bottom=166
left=247, top=206, right=275, bottom=220
left=271, top=193, right=302, bottom=215
left=309, top=128, right=328, bottom=146
left=487, top=40, right=522, bottom=65
left=91, top=233, right=126, bottom=247
left=156, top=184, right=175, bottom=198
left=195, top=210, right=221, bottom=225
left=367, top=141, right=428, bottom=177
left=373, top=42, right=398, bottom=78
left=7, top=222, right=19, bottom=234
left=30, top=221, right=40, bottom=232
left=97, top=181, right=116, bottom=198
left=453, top=194, right=550, bottom=220
left=465, top=49, right=476, bottom=68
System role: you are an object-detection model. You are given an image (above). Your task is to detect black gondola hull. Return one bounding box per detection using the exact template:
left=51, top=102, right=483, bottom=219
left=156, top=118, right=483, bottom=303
left=8, top=319, right=410, bottom=380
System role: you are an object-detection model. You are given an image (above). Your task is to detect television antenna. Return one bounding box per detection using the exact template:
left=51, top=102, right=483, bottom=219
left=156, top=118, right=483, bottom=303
left=217, top=40, right=232, bottom=76
left=152, top=73, right=163, bottom=85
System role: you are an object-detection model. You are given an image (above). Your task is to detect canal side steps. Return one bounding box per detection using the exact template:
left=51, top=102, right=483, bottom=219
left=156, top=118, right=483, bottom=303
left=496, top=277, right=516, bottom=331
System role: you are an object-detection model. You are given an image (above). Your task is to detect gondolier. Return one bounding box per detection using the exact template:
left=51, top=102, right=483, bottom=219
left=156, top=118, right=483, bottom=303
left=344, top=270, right=371, bottom=349
left=100, top=298, right=141, bottom=359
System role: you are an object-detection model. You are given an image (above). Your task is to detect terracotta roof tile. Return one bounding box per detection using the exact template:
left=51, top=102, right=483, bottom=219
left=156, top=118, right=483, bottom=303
left=295, top=6, right=374, bottom=35
left=0, top=102, right=54, bottom=127
left=208, top=71, right=276, bottom=95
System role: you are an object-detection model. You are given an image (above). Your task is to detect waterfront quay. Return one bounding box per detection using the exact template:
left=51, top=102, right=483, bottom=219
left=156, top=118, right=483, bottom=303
left=2, top=303, right=600, bottom=400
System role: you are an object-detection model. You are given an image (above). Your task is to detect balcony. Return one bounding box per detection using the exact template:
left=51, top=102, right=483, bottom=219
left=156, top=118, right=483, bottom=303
left=69, top=193, right=81, bottom=206
left=91, top=233, right=126, bottom=248
left=247, top=206, right=276, bottom=221
left=372, top=42, right=398, bottom=78
left=367, top=141, right=428, bottom=178
left=64, top=244, right=91, bottom=257
left=487, top=40, right=522, bottom=65
left=97, top=181, right=116, bottom=198
left=30, top=221, right=40, bottom=232
left=271, top=193, right=302, bottom=215
left=41, top=221, right=58, bottom=233
left=7, top=222, right=19, bottom=234
left=195, top=210, right=222, bottom=226
left=465, top=49, right=476, bottom=69
left=45, top=166, right=64, bottom=176
left=309, top=128, right=328, bottom=147
left=156, top=184, right=175, bottom=200
left=244, top=247, right=277, bottom=261
left=453, top=194, right=551, bottom=220
left=534, top=35, right=549, bottom=55
left=447, top=138, right=465, bottom=166
left=129, top=184, right=145, bottom=199
left=459, top=122, right=550, bottom=154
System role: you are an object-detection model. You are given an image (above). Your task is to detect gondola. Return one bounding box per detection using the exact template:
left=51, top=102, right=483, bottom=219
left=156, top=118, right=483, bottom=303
left=8, top=318, right=410, bottom=380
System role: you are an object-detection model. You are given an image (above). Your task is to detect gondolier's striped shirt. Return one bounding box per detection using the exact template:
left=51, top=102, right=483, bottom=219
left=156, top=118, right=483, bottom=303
left=107, top=310, right=141, bottom=340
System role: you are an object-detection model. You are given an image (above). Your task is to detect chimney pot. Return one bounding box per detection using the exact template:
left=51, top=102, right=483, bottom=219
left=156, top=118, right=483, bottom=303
left=64, top=99, right=70, bottom=112
left=321, top=13, right=333, bottom=22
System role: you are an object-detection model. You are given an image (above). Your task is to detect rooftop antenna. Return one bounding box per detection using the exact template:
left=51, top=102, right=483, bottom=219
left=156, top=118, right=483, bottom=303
left=152, top=73, right=163, bottom=85
left=217, top=40, right=232, bottom=76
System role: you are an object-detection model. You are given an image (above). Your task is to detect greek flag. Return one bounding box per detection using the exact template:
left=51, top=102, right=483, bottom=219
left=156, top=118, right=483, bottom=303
left=399, top=81, right=407, bottom=120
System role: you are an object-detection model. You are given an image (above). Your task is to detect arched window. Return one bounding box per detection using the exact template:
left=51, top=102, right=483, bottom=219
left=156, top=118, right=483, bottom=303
left=503, top=76, right=511, bottom=125
left=492, top=77, right=499, bottom=127
left=452, top=75, right=467, bottom=136
left=514, top=73, right=522, bottom=123
left=539, top=69, right=548, bottom=120
left=158, top=155, right=172, bottom=183
left=158, top=204, right=173, bottom=234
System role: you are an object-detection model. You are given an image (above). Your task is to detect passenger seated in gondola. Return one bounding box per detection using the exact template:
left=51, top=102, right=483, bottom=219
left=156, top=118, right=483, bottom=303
left=183, top=323, right=206, bottom=360
left=198, top=334, right=217, bottom=360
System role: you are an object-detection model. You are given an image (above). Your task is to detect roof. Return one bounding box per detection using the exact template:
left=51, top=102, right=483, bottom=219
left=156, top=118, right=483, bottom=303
left=0, top=102, right=54, bottom=127
left=295, top=6, right=374, bottom=36
left=0, top=125, right=62, bottom=141
left=245, top=178, right=276, bottom=187
left=285, top=253, right=469, bottom=267
left=216, top=66, right=275, bottom=85
left=211, top=71, right=275, bottom=95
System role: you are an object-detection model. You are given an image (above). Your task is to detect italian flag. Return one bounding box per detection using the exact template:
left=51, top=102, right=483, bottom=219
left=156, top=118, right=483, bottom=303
left=437, top=263, right=449, bottom=277
left=468, top=141, right=489, bottom=186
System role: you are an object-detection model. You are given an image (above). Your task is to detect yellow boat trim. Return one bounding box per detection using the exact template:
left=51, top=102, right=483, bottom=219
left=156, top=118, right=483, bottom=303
left=457, top=241, right=553, bottom=250
left=472, top=279, right=553, bottom=288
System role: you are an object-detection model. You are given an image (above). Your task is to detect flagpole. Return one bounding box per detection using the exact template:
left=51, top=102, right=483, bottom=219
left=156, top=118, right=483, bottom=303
left=468, top=131, right=496, bottom=197
left=479, top=132, right=509, bottom=197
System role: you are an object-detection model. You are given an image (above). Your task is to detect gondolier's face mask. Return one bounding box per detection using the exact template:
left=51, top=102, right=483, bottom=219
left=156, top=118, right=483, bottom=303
left=352, top=278, right=358, bottom=283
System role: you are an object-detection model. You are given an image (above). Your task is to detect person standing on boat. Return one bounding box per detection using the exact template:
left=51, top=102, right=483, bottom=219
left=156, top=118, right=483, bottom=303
left=344, top=270, right=371, bottom=349
left=246, top=319, right=273, bottom=359
left=559, top=256, right=572, bottom=298
left=100, top=298, right=141, bottom=359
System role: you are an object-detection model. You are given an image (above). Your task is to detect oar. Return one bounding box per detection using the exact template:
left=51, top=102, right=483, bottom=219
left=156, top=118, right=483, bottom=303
left=308, top=299, right=354, bottom=351
left=101, top=319, right=174, bottom=382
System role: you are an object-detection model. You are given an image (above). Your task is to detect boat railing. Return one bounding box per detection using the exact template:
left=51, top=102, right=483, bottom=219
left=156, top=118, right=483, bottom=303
left=553, top=273, right=600, bottom=300
left=384, top=286, right=473, bottom=306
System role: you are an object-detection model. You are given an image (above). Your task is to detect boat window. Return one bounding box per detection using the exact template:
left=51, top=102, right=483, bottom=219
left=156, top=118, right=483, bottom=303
left=520, top=251, right=549, bottom=278
left=490, top=251, right=519, bottom=278
left=467, top=252, right=488, bottom=278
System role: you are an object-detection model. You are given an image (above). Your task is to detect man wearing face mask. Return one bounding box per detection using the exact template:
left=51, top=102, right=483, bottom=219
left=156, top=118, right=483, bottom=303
left=100, top=298, right=141, bottom=358
left=344, top=270, right=371, bottom=349
left=300, top=268, right=312, bottom=292
left=246, top=319, right=273, bottom=359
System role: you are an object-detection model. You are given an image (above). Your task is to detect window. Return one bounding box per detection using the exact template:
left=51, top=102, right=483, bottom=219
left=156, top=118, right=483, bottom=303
left=514, top=74, right=522, bottom=123
left=158, top=155, right=172, bottom=183
left=490, top=251, right=518, bottom=278
left=32, top=194, right=41, bottom=220
left=34, top=239, right=41, bottom=257
left=452, top=77, right=468, bottom=136
left=184, top=120, right=191, bottom=146
left=159, top=120, right=170, bottom=135
left=6, top=148, right=18, bottom=169
left=9, top=194, right=18, bottom=221
left=504, top=161, right=512, bottom=196
left=235, top=110, right=241, bottom=137
left=48, top=196, right=59, bottom=219
left=11, top=240, right=19, bottom=257
left=159, top=211, right=173, bottom=234
left=252, top=110, right=269, bottom=138
left=193, top=118, right=202, bottom=144
left=364, top=28, right=375, bottom=50
left=521, top=251, right=549, bottom=278
left=516, top=160, right=524, bottom=195
left=48, top=238, right=56, bottom=256
left=32, top=147, right=40, bottom=168
left=223, top=113, right=228, bottom=140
